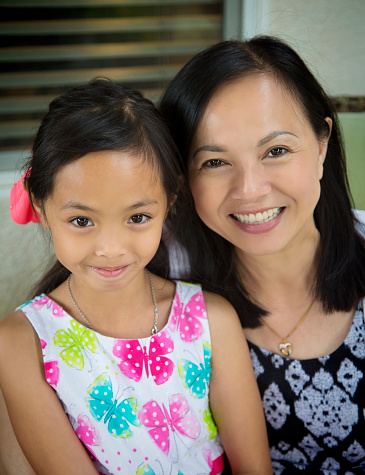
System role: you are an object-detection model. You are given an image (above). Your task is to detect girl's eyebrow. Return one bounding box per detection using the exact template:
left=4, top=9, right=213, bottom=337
left=127, top=199, right=158, bottom=211
left=61, top=200, right=159, bottom=212
left=61, top=202, right=95, bottom=212
left=257, top=130, right=298, bottom=146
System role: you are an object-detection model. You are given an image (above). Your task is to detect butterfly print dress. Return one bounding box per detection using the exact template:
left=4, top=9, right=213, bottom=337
left=20, top=281, right=225, bottom=475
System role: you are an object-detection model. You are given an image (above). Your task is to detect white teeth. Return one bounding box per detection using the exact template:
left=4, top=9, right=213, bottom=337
left=233, top=207, right=282, bottom=224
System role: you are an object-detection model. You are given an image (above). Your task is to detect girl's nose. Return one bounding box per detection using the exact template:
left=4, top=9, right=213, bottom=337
left=94, top=227, right=128, bottom=258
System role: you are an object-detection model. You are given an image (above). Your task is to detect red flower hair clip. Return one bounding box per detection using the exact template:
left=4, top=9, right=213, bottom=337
left=9, top=170, right=40, bottom=224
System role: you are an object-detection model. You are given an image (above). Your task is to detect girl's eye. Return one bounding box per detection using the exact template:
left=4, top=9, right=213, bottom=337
left=202, top=159, right=226, bottom=168
left=128, top=214, right=149, bottom=224
left=71, top=217, right=92, bottom=227
left=267, top=147, right=289, bottom=158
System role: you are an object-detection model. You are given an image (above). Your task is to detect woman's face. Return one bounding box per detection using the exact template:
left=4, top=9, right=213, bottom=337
left=188, top=75, right=331, bottom=258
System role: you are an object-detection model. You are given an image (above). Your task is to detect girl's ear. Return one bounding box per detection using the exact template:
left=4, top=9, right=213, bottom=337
left=30, top=195, right=49, bottom=229
left=318, top=117, right=332, bottom=179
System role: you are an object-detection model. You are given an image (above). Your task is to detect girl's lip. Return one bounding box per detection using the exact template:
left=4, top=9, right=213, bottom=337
left=90, top=266, right=129, bottom=278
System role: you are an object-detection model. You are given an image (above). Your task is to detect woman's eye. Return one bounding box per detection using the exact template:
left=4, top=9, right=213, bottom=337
left=202, top=159, right=226, bottom=168
left=267, top=147, right=289, bottom=158
left=71, top=217, right=92, bottom=227
left=128, top=214, right=149, bottom=224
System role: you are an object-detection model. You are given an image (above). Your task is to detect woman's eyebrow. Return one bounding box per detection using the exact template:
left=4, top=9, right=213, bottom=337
left=258, top=130, right=298, bottom=146
left=192, top=144, right=227, bottom=159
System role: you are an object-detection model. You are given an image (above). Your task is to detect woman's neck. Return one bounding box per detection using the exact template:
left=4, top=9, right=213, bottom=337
left=236, top=228, right=321, bottom=308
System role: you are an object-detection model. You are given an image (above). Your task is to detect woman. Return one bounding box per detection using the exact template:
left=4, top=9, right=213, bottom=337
left=160, top=36, right=365, bottom=474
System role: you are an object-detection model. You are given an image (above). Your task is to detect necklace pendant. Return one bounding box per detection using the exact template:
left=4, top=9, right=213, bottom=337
left=151, top=324, right=158, bottom=335
left=279, top=341, right=292, bottom=357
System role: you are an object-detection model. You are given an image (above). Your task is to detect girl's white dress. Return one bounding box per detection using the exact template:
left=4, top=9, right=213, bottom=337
left=20, top=281, right=224, bottom=475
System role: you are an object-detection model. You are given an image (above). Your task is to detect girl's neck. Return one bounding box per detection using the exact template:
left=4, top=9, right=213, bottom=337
left=52, top=270, right=161, bottom=339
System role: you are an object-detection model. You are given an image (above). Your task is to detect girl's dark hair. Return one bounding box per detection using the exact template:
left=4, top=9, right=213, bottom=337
left=160, top=35, right=365, bottom=328
left=25, top=77, right=183, bottom=297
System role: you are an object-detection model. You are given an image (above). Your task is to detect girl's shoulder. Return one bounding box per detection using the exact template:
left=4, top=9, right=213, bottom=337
left=173, top=281, right=239, bottom=324
left=202, top=288, right=237, bottom=315
left=201, top=289, right=243, bottom=341
left=0, top=308, right=33, bottom=341
left=0, top=308, right=43, bottom=376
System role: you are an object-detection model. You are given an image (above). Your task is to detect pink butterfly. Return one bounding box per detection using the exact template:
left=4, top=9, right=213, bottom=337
left=202, top=448, right=225, bottom=475
left=139, top=393, right=201, bottom=455
left=113, top=330, right=174, bottom=385
left=40, top=339, right=60, bottom=387
left=29, top=296, right=64, bottom=317
left=169, top=291, right=207, bottom=342
left=75, top=414, right=101, bottom=460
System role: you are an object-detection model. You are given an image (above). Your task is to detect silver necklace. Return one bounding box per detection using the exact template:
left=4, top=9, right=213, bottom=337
left=66, top=269, right=159, bottom=335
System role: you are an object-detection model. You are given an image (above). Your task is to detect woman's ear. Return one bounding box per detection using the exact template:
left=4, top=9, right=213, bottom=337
left=318, top=117, right=332, bottom=179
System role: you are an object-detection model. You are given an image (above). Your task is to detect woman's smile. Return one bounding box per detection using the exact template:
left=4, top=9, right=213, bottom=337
left=231, top=207, right=284, bottom=225
left=230, top=207, right=285, bottom=234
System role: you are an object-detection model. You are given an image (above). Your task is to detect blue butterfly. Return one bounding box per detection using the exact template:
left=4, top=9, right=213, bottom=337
left=86, top=374, right=140, bottom=438
left=136, top=462, right=184, bottom=475
left=178, top=341, right=211, bottom=399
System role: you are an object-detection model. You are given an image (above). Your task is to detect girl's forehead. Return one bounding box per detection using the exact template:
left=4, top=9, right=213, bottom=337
left=55, top=150, right=160, bottom=182
left=51, top=150, right=166, bottom=201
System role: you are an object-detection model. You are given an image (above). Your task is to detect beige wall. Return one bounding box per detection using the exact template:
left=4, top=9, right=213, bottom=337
left=261, top=0, right=364, bottom=96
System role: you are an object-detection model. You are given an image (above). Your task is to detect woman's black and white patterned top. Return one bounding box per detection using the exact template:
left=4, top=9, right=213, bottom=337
left=248, top=300, right=365, bottom=474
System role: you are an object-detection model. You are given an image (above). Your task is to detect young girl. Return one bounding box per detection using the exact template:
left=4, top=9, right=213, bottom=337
left=0, top=79, right=272, bottom=475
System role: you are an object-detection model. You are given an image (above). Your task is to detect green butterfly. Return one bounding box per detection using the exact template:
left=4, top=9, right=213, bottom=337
left=53, top=319, right=98, bottom=370
left=203, top=407, right=218, bottom=440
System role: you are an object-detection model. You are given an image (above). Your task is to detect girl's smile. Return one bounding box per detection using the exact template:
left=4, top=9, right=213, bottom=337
left=90, top=265, right=130, bottom=279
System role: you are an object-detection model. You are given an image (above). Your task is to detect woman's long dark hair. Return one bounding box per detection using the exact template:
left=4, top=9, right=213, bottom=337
left=160, top=36, right=365, bottom=328
left=25, top=78, right=183, bottom=297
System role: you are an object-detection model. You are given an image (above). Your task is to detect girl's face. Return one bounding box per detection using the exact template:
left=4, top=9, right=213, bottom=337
left=38, top=150, right=168, bottom=293
left=188, top=75, right=331, bottom=258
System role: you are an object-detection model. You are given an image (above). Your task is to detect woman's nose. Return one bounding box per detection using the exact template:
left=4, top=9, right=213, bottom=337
left=230, top=164, right=271, bottom=202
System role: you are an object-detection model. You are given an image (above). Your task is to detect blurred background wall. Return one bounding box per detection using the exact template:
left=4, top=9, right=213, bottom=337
left=0, top=0, right=364, bottom=319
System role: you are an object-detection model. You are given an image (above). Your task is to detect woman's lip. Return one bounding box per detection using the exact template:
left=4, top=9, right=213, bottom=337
left=231, top=207, right=284, bottom=223
left=91, top=266, right=129, bottom=278
left=230, top=207, right=285, bottom=234
left=233, top=207, right=281, bottom=215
